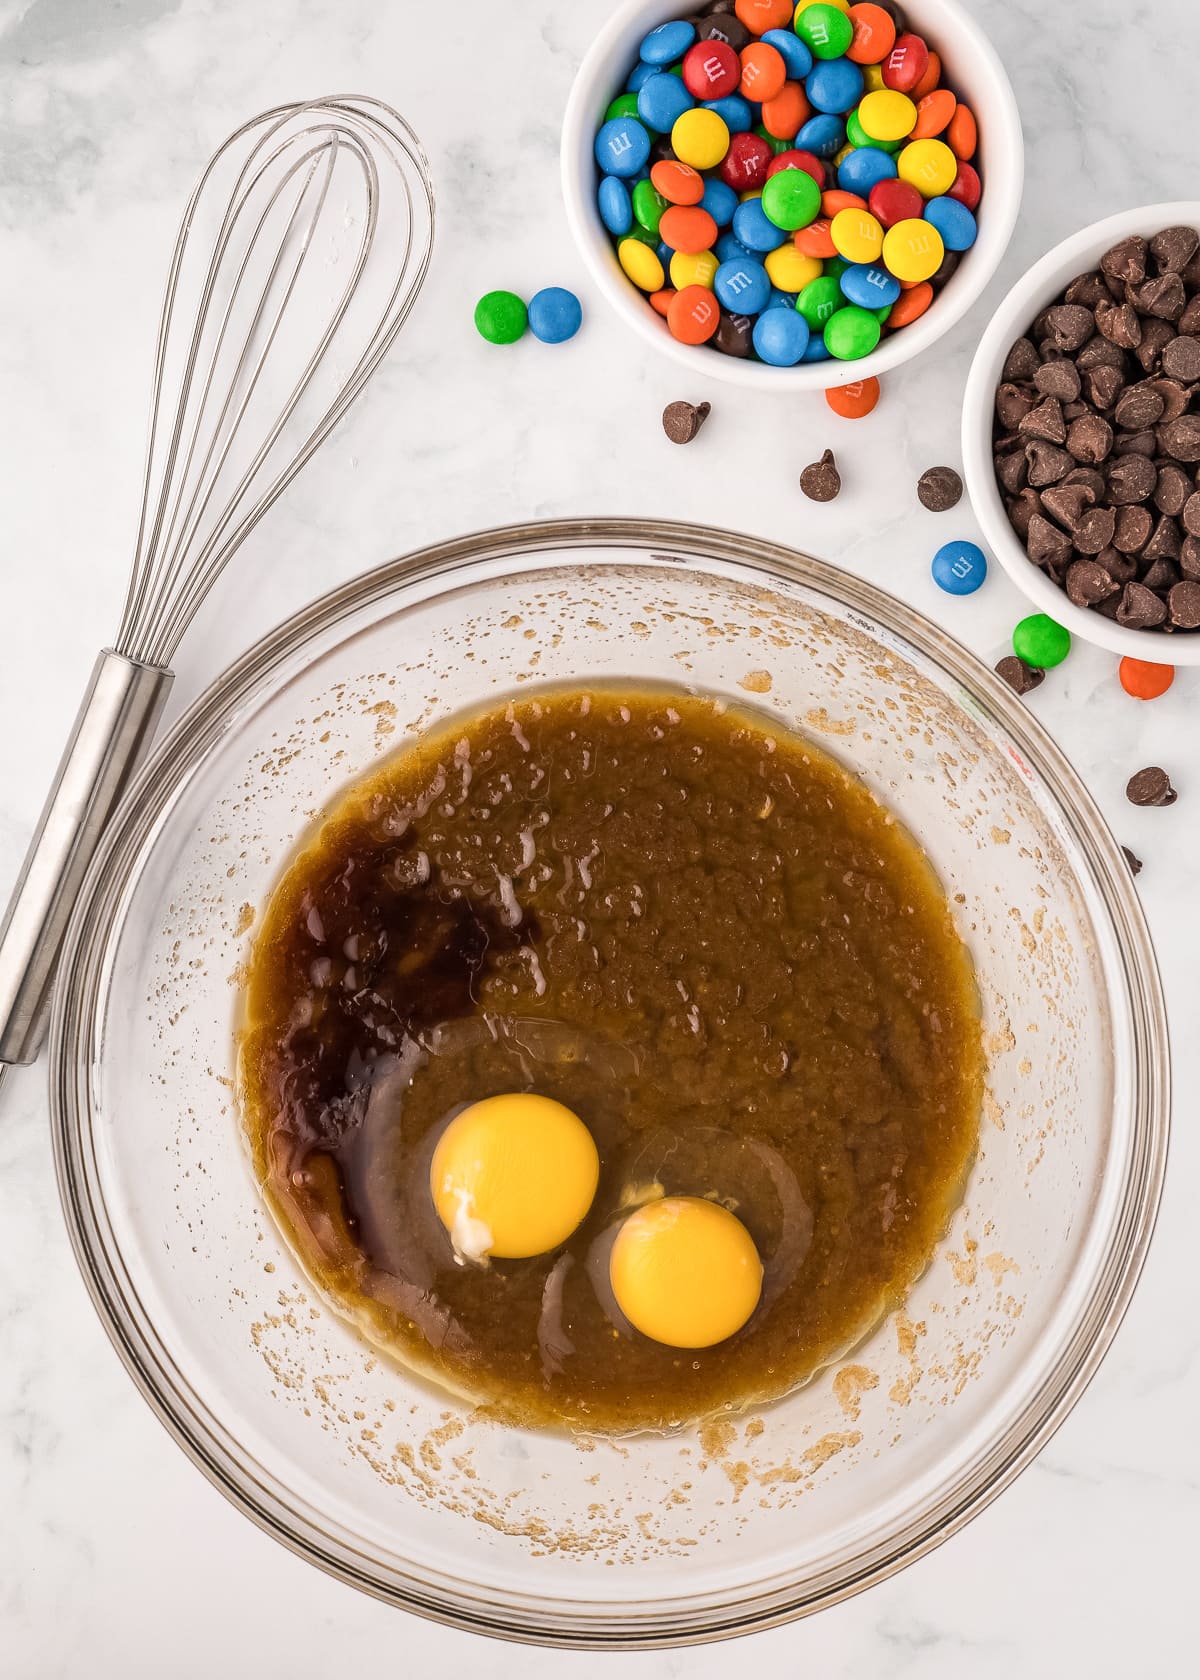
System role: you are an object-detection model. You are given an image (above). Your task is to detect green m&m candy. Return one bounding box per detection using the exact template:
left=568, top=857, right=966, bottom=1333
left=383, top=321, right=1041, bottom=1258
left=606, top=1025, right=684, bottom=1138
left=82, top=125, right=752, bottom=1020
left=632, top=178, right=669, bottom=236
left=794, top=3, right=854, bottom=60
left=605, top=93, right=640, bottom=123
left=754, top=123, right=792, bottom=157
left=1013, top=614, right=1071, bottom=668
left=762, top=167, right=822, bottom=231
left=797, top=274, right=844, bottom=329
left=824, top=304, right=882, bottom=360
left=474, top=290, right=527, bottom=345
left=846, top=108, right=902, bottom=153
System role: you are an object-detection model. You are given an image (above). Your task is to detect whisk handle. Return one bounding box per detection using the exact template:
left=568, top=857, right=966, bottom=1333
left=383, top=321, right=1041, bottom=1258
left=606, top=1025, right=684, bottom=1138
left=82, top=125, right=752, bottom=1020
left=0, top=650, right=173, bottom=1067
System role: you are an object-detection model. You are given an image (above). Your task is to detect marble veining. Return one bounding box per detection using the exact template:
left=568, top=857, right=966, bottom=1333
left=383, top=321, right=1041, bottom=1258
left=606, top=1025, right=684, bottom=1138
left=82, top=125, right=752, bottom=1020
left=1, top=0, right=1198, bottom=1673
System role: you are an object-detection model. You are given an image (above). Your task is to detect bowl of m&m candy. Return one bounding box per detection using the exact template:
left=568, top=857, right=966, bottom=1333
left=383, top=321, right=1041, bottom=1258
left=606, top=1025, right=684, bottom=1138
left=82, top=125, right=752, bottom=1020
left=562, top=0, right=1022, bottom=388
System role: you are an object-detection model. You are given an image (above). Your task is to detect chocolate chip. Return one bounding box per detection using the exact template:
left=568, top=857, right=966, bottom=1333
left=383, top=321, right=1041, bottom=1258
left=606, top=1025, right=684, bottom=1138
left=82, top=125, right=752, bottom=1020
left=1062, top=401, right=1089, bottom=422
left=1134, top=317, right=1176, bottom=372
left=1159, top=334, right=1200, bottom=381
left=1101, top=235, right=1148, bottom=287
left=1040, top=481, right=1096, bottom=529
left=1179, top=294, right=1200, bottom=335
left=662, top=400, right=711, bottom=443
left=1126, top=766, right=1177, bottom=806
left=800, top=448, right=840, bottom=501
left=1065, top=412, right=1113, bottom=463
left=1026, top=441, right=1075, bottom=486
left=1041, top=303, right=1096, bottom=352
left=1019, top=395, right=1067, bottom=443
left=1082, top=364, right=1125, bottom=410
left=1122, top=845, right=1143, bottom=876
left=1113, top=428, right=1158, bottom=458
left=1065, top=558, right=1117, bottom=604
left=1168, top=579, right=1200, bottom=627
left=1073, top=506, right=1117, bottom=554
left=1130, top=273, right=1187, bottom=321
left=1151, top=224, right=1200, bottom=274
left=1147, top=377, right=1191, bottom=422
left=1033, top=359, right=1082, bottom=402
left=1007, top=488, right=1044, bottom=540
left=996, top=382, right=1037, bottom=429
left=1140, top=557, right=1180, bottom=593
left=1098, top=545, right=1139, bottom=583
left=1154, top=463, right=1192, bottom=517
left=1182, top=491, right=1200, bottom=538
left=1065, top=270, right=1113, bottom=307
left=995, top=655, right=1044, bottom=695
left=1002, top=337, right=1041, bottom=381
left=1107, top=454, right=1158, bottom=503
left=1116, top=581, right=1168, bottom=628
left=1142, top=513, right=1182, bottom=562
left=1158, top=415, right=1200, bottom=462
left=713, top=310, right=753, bottom=357
left=1182, top=535, right=1200, bottom=580
left=995, top=448, right=1029, bottom=493
left=1096, top=298, right=1142, bottom=348
left=1113, top=382, right=1165, bottom=430
left=1114, top=504, right=1154, bottom=552
left=917, top=465, right=962, bottom=511
left=1062, top=466, right=1107, bottom=498
left=1077, top=336, right=1127, bottom=371
left=1026, top=513, right=1074, bottom=565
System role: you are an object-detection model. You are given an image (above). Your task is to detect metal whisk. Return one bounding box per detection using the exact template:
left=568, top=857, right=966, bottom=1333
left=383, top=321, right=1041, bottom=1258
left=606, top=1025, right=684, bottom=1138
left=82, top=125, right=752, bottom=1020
left=0, top=95, right=434, bottom=1080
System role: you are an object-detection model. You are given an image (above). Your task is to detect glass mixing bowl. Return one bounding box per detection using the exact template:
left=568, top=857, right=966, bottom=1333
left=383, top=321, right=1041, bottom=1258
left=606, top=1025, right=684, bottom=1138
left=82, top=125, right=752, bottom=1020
left=50, top=519, right=1168, bottom=1647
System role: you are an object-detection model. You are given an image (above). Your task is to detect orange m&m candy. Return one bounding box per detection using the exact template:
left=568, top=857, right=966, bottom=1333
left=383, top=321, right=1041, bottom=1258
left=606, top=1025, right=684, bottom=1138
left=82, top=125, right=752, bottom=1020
left=667, top=285, right=720, bottom=345
left=911, top=88, right=956, bottom=139
left=735, top=0, right=792, bottom=31
left=659, top=205, right=718, bottom=253
left=739, top=42, right=787, bottom=103
left=795, top=216, right=837, bottom=258
left=846, top=3, right=896, bottom=65
left=761, top=81, right=811, bottom=139
left=1119, top=658, right=1174, bottom=700
left=651, top=160, right=705, bottom=206
left=822, top=188, right=867, bottom=218
left=947, top=103, right=978, bottom=160
left=887, top=281, right=933, bottom=327
left=826, top=377, right=881, bottom=418
left=649, top=288, right=675, bottom=318
left=912, top=49, right=942, bottom=100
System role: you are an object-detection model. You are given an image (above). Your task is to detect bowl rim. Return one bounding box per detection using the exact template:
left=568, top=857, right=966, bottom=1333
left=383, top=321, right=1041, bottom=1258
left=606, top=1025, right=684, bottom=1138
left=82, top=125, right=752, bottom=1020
left=50, top=517, right=1169, bottom=1647
left=560, top=0, right=1025, bottom=391
left=962, top=198, right=1200, bottom=664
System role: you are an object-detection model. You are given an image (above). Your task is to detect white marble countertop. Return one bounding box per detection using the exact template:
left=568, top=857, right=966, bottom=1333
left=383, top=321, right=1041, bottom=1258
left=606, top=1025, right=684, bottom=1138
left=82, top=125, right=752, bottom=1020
left=2, top=0, right=1198, bottom=1672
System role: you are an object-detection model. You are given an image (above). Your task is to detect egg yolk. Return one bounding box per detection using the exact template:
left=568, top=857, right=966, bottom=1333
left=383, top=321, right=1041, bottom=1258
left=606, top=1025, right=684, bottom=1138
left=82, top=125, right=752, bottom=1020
left=430, top=1093, right=599, bottom=1262
left=609, top=1196, right=763, bottom=1349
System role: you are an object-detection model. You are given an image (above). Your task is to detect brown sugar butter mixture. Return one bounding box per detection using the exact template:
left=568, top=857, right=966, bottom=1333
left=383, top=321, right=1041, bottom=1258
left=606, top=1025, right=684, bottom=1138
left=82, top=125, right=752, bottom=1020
left=239, top=686, right=982, bottom=1433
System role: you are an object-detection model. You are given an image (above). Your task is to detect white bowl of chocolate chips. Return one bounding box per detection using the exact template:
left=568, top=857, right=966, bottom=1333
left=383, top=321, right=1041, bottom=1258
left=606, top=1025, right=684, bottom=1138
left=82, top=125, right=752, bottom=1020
left=963, top=201, right=1200, bottom=663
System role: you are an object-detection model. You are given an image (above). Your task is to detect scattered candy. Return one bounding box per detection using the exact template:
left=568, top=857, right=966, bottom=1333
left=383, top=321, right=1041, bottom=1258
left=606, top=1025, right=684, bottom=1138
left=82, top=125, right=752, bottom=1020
left=917, top=465, right=963, bottom=511
left=662, top=398, right=712, bottom=442
left=528, top=287, right=582, bottom=344
left=595, top=0, right=984, bottom=364
left=1126, top=766, right=1177, bottom=807
left=1122, top=845, right=1143, bottom=875
left=825, top=375, right=880, bottom=417
left=1118, top=657, right=1174, bottom=700
left=932, top=539, right=986, bottom=594
left=1013, top=613, right=1070, bottom=668
left=474, top=290, right=527, bottom=344
left=800, top=447, right=842, bottom=500
left=995, top=655, right=1044, bottom=696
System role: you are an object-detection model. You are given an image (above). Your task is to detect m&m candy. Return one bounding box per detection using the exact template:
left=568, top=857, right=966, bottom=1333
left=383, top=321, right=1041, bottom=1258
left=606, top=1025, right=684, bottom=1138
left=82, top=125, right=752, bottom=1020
left=528, top=288, right=582, bottom=343
left=1119, top=658, right=1174, bottom=700
left=593, top=2, right=985, bottom=366
left=475, top=290, right=527, bottom=345
left=931, top=539, right=987, bottom=595
left=825, top=375, right=880, bottom=417
left=1013, top=614, right=1070, bottom=668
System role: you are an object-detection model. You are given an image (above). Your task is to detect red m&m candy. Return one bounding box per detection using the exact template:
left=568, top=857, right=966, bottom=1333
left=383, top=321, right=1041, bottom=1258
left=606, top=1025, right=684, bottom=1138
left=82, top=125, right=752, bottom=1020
left=868, top=177, right=923, bottom=228
left=720, top=131, right=774, bottom=189
left=682, top=40, right=740, bottom=100
left=947, top=160, right=981, bottom=211
left=766, top=148, right=825, bottom=186
left=882, top=33, right=929, bottom=94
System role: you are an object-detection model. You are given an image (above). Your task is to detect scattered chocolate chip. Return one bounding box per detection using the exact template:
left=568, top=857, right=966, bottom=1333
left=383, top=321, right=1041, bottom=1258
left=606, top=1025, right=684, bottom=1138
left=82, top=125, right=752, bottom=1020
left=1020, top=395, right=1067, bottom=443
left=1026, top=441, right=1075, bottom=486
left=1154, top=464, right=1192, bottom=517
left=1042, top=303, right=1096, bottom=351
left=1102, top=235, right=1148, bottom=287
left=1158, top=415, right=1200, bottom=462
left=1159, top=334, right=1200, bottom=381
left=800, top=448, right=840, bottom=502
left=1107, top=454, right=1158, bottom=504
left=1002, top=337, right=1041, bottom=381
left=1033, top=359, right=1082, bottom=402
left=1026, top=513, right=1073, bottom=565
left=1096, top=297, right=1142, bottom=348
left=1152, top=225, right=1200, bottom=275
left=1168, top=579, right=1200, bottom=627
left=1073, top=506, right=1117, bottom=554
left=1126, top=766, right=1177, bottom=806
left=662, top=399, right=711, bottom=444
left=1182, top=492, right=1200, bottom=538
left=917, top=465, right=962, bottom=511
left=1113, top=504, right=1154, bottom=552
left=1121, top=845, right=1143, bottom=876
left=996, top=382, right=1037, bottom=429
left=1116, top=581, right=1168, bottom=628
left=1065, top=558, right=1117, bottom=604
left=1066, top=412, right=1114, bottom=463
left=995, top=655, right=1044, bottom=695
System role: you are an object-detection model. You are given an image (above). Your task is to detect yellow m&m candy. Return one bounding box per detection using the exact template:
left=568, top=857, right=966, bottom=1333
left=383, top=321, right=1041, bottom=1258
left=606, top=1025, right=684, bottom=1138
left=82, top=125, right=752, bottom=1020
left=881, top=217, right=945, bottom=283
left=618, top=238, right=665, bottom=292
left=764, top=244, right=822, bottom=292
left=669, top=248, right=718, bottom=290
left=897, top=137, right=958, bottom=198
left=858, top=89, right=917, bottom=143
left=863, top=62, right=886, bottom=93
left=671, top=107, right=730, bottom=170
left=831, top=206, right=884, bottom=264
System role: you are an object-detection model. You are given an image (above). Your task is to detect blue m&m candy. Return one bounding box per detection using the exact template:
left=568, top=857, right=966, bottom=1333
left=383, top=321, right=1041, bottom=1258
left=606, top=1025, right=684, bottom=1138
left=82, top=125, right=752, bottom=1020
left=595, top=116, right=651, bottom=178
left=714, top=256, right=771, bottom=314
left=701, top=177, right=738, bottom=227
left=704, top=94, right=753, bottom=134
left=752, top=307, right=810, bottom=365
left=528, top=288, right=582, bottom=344
left=715, top=230, right=753, bottom=263
left=639, top=19, right=696, bottom=64
left=837, top=146, right=897, bottom=196
left=924, top=195, right=978, bottom=251
left=806, top=58, right=864, bottom=115
left=732, top=196, right=782, bottom=253
left=638, top=72, right=694, bottom=134
left=932, top=540, right=987, bottom=595
left=626, top=61, right=656, bottom=94
left=840, top=263, right=901, bottom=309
left=801, top=332, right=833, bottom=361
left=598, top=176, right=632, bottom=236
left=795, top=114, right=845, bottom=158
left=761, top=28, right=813, bottom=81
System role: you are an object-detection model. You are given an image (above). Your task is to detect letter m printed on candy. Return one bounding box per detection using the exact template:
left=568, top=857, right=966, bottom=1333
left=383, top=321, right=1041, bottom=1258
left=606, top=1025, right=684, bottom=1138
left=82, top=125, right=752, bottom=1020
left=609, top=131, right=634, bottom=160
left=700, top=54, right=727, bottom=86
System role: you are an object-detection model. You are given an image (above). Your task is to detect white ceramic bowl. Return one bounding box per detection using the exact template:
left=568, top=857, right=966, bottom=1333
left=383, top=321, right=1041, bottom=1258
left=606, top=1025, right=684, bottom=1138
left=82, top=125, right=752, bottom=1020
left=561, top=0, right=1023, bottom=391
left=963, top=200, right=1200, bottom=663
